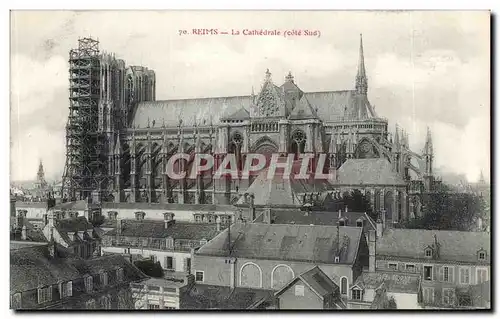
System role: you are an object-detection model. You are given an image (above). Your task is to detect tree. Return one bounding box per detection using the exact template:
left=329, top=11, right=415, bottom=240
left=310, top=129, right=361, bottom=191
left=134, top=259, right=164, bottom=278
left=400, top=184, right=483, bottom=231
left=342, top=189, right=374, bottom=219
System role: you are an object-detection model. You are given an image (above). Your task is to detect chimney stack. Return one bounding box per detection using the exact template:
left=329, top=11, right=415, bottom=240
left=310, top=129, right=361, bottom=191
left=376, top=218, right=383, bottom=238
left=367, top=230, right=376, bottom=272
left=116, top=218, right=122, bottom=235
left=216, top=216, right=221, bottom=232
left=249, top=194, right=255, bottom=220
left=16, top=210, right=25, bottom=230
left=21, top=225, right=27, bottom=240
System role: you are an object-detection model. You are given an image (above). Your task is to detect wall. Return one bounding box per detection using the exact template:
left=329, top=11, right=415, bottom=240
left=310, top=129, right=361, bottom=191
left=376, top=258, right=490, bottom=286
left=102, top=246, right=191, bottom=273
left=192, top=254, right=354, bottom=292
left=387, top=292, right=421, bottom=309
left=278, top=279, right=324, bottom=309
left=376, top=257, right=490, bottom=307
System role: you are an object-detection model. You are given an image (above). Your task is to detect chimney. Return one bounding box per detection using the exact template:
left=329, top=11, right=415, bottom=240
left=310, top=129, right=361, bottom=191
left=116, top=219, right=122, bottom=235
left=21, top=225, right=27, bottom=240
left=345, top=205, right=348, bottom=213
left=216, top=216, right=221, bottom=232
left=48, top=236, right=56, bottom=258
left=42, top=213, right=48, bottom=227
left=368, top=229, right=376, bottom=272
left=338, top=209, right=342, bottom=219
left=249, top=194, right=255, bottom=220
left=376, top=218, right=383, bottom=238
left=16, top=210, right=25, bottom=230
left=164, top=213, right=175, bottom=229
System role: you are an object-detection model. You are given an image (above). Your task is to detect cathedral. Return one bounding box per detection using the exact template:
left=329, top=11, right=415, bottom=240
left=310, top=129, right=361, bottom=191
left=63, top=35, right=438, bottom=224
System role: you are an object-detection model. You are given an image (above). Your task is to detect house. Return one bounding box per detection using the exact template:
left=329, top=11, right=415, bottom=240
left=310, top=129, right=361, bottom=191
left=348, top=271, right=421, bottom=309
left=376, top=228, right=490, bottom=309
left=42, top=209, right=101, bottom=259
left=131, top=276, right=193, bottom=309
left=274, top=266, right=346, bottom=309
left=193, top=222, right=369, bottom=299
left=10, top=206, right=101, bottom=259
left=180, top=284, right=274, bottom=309
left=10, top=242, right=147, bottom=309
left=101, top=214, right=222, bottom=273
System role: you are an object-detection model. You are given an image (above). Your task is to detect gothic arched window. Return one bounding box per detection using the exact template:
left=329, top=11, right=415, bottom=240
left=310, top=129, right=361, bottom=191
left=291, top=130, right=306, bottom=157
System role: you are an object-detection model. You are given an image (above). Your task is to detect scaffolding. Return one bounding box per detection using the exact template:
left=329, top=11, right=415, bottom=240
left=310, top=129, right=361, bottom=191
left=61, top=37, right=108, bottom=201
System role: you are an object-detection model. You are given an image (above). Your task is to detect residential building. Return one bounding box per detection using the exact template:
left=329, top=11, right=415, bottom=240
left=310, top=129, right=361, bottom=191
left=131, top=276, right=193, bottom=309
left=101, top=214, right=222, bottom=273
left=274, top=266, right=346, bottom=309
left=10, top=242, right=147, bottom=309
left=193, top=222, right=368, bottom=299
left=376, top=228, right=490, bottom=309
left=349, top=271, right=421, bottom=309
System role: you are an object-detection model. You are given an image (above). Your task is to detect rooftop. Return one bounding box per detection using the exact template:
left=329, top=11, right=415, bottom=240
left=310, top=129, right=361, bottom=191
left=196, top=223, right=363, bottom=264
left=377, top=229, right=490, bottom=263
left=353, top=271, right=421, bottom=294
left=181, top=284, right=273, bottom=309
left=336, top=158, right=406, bottom=186
left=10, top=244, right=146, bottom=294
left=104, top=220, right=220, bottom=240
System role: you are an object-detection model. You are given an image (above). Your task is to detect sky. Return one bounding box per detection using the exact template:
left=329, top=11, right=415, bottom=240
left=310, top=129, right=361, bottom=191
left=10, top=10, right=490, bottom=183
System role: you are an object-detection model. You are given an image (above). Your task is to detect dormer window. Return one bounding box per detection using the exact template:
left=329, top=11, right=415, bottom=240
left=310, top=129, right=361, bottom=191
left=116, top=268, right=124, bottom=282
left=108, top=211, right=118, bottom=220
left=135, top=211, right=145, bottom=221
left=356, top=219, right=364, bottom=228
left=200, top=239, right=208, bottom=246
left=84, top=275, right=93, bottom=293
left=338, top=219, right=345, bottom=227
left=478, top=250, right=487, bottom=261
left=425, top=247, right=433, bottom=257
left=334, top=256, right=340, bottom=263
left=166, top=237, right=174, bottom=249
left=100, top=272, right=108, bottom=287
left=164, top=212, right=175, bottom=221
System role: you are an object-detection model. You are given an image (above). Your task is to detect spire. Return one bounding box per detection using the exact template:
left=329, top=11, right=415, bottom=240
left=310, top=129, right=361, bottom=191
left=394, top=125, right=400, bottom=151
left=425, top=127, right=433, bottom=155
left=285, top=71, right=294, bottom=83
left=265, top=69, right=272, bottom=82
left=355, top=33, right=368, bottom=95
left=479, top=170, right=486, bottom=184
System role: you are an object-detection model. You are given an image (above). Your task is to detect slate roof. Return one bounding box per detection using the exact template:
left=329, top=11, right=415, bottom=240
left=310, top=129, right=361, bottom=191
left=336, top=159, right=406, bottom=186
left=131, top=89, right=374, bottom=128
left=181, top=284, right=273, bottom=309
left=271, top=209, right=376, bottom=231
left=102, top=202, right=234, bottom=212
left=53, top=200, right=88, bottom=211
left=10, top=245, right=146, bottom=294
left=376, top=229, right=491, bottom=264
left=221, top=106, right=250, bottom=121
left=353, top=271, right=421, bottom=294
left=236, top=163, right=333, bottom=206
left=104, top=220, right=219, bottom=240
left=196, top=223, right=363, bottom=264
left=275, top=266, right=339, bottom=299
left=15, top=202, right=48, bottom=209
left=55, top=217, right=93, bottom=232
